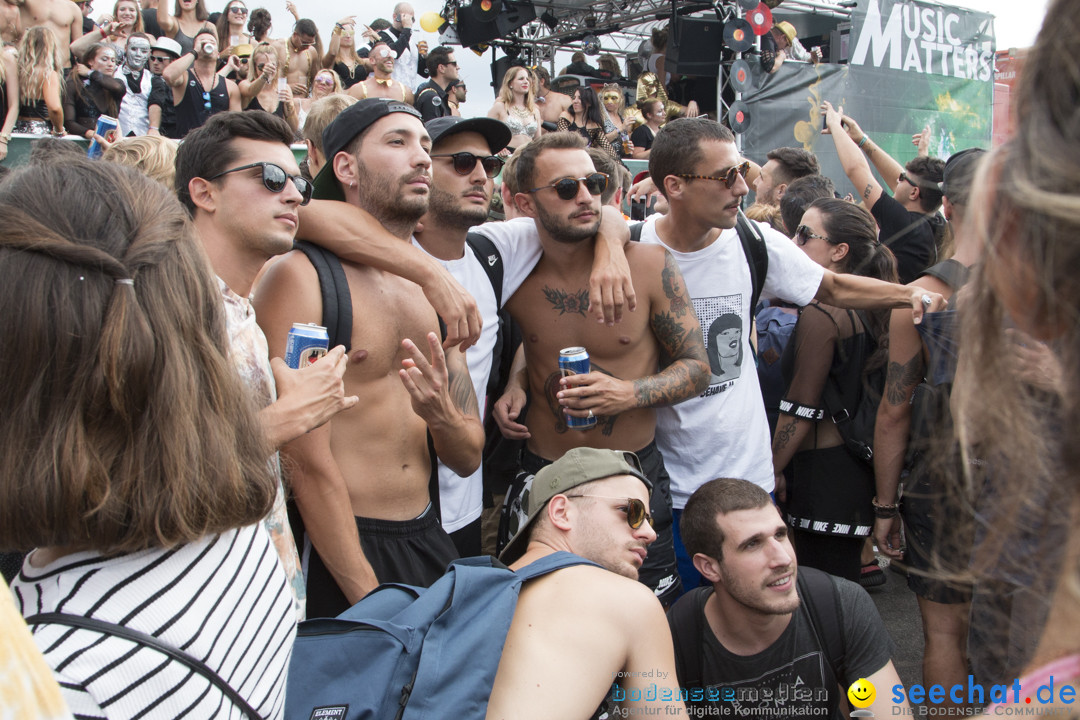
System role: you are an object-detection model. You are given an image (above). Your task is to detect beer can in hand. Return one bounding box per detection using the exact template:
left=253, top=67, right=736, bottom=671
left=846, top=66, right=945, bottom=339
left=285, top=323, right=330, bottom=369
left=559, top=346, right=596, bottom=430
left=87, top=115, right=118, bottom=159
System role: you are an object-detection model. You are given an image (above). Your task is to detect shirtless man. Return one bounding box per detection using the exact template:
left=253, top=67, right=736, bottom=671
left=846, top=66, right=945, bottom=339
left=272, top=17, right=318, bottom=98
left=489, top=447, right=686, bottom=718
left=5, top=0, right=82, bottom=67
left=492, top=132, right=710, bottom=605
left=348, top=41, right=413, bottom=105
left=533, top=66, right=571, bottom=127
left=253, top=98, right=484, bottom=619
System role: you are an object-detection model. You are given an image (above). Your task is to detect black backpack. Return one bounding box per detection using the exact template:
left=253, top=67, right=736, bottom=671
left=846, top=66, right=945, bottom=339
left=667, top=567, right=847, bottom=709
left=629, top=210, right=770, bottom=318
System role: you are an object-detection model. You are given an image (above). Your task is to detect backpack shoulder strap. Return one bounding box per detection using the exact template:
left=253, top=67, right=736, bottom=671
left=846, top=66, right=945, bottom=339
left=920, top=259, right=970, bottom=291
left=629, top=221, right=644, bottom=243
left=465, top=232, right=504, bottom=308
left=513, top=551, right=602, bottom=581
left=735, top=211, right=769, bottom=314
left=796, top=567, right=847, bottom=684
left=667, top=587, right=711, bottom=697
left=293, top=241, right=353, bottom=352
left=26, top=612, right=263, bottom=720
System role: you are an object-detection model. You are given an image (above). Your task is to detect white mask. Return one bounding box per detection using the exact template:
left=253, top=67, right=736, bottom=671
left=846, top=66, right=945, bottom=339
left=126, top=39, right=150, bottom=70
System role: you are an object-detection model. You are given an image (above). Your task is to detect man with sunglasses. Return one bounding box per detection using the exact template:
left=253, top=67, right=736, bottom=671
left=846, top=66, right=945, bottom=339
left=175, top=111, right=360, bottom=620
left=670, top=477, right=905, bottom=718
left=272, top=18, right=319, bottom=98
left=414, top=45, right=458, bottom=123
left=638, top=117, right=944, bottom=592
left=162, top=28, right=240, bottom=137
left=821, top=101, right=946, bottom=284
left=252, top=99, right=486, bottom=618
left=146, top=35, right=180, bottom=137
left=492, top=131, right=711, bottom=607
left=490, top=447, right=686, bottom=718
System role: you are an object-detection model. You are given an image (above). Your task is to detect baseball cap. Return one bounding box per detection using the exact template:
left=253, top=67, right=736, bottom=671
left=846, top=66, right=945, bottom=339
left=312, top=98, right=424, bottom=202
left=425, top=116, right=512, bottom=155
left=499, top=448, right=652, bottom=564
left=151, top=36, right=182, bottom=58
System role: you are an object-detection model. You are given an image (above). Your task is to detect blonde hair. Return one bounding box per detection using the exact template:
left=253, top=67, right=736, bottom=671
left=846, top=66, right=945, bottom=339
left=496, top=65, right=537, bottom=114
left=245, top=42, right=279, bottom=82
left=599, top=83, right=625, bottom=117
left=104, top=136, right=179, bottom=189
left=17, top=26, right=60, bottom=104
left=303, top=93, right=356, bottom=152
left=312, top=68, right=343, bottom=97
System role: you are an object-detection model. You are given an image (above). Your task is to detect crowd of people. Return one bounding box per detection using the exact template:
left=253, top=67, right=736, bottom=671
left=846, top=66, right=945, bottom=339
left=1, top=0, right=1078, bottom=718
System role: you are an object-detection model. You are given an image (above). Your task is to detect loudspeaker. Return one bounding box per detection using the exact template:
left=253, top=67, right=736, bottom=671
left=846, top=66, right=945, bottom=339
left=666, top=16, right=724, bottom=76
left=492, top=56, right=524, bottom=90
left=456, top=0, right=535, bottom=47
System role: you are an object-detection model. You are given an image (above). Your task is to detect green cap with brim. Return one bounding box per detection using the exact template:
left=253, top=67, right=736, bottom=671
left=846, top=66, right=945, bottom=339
left=499, top=448, right=652, bottom=564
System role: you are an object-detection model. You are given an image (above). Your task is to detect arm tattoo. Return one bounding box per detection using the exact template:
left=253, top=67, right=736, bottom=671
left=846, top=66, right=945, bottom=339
left=661, top=252, right=690, bottom=317
left=447, top=358, right=479, bottom=417
left=773, top=417, right=799, bottom=454
left=542, top=286, right=589, bottom=317
left=633, top=308, right=710, bottom=408
left=885, top=352, right=925, bottom=406
left=863, top=183, right=873, bottom=200
left=543, top=364, right=618, bottom=436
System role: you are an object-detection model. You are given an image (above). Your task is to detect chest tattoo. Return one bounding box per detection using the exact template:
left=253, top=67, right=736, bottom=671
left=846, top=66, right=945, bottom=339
left=542, top=286, right=590, bottom=317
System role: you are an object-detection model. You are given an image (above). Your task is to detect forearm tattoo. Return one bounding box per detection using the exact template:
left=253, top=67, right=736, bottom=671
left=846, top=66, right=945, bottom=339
left=884, top=352, right=924, bottom=406
left=543, top=363, right=618, bottom=436
left=773, top=417, right=799, bottom=454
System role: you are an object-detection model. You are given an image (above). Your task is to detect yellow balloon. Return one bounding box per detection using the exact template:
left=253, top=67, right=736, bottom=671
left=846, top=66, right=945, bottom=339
left=420, top=11, right=443, bottom=33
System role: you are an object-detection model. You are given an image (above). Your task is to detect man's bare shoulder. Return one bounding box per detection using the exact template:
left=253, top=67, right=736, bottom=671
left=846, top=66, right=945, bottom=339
left=521, top=562, right=662, bottom=614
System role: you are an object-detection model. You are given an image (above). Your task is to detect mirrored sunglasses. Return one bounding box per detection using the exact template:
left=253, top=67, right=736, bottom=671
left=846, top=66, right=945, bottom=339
left=206, top=162, right=312, bottom=205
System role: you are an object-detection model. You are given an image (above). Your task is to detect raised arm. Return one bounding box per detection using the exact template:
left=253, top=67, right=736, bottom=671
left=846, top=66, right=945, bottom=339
left=163, top=50, right=194, bottom=105
left=155, top=0, right=178, bottom=37
left=838, top=109, right=906, bottom=194
left=297, top=198, right=482, bottom=349
left=815, top=269, right=944, bottom=323
left=400, top=333, right=484, bottom=477
left=821, top=101, right=882, bottom=208
left=323, top=17, right=354, bottom=68
left=558, top=249, right=710, bottom=419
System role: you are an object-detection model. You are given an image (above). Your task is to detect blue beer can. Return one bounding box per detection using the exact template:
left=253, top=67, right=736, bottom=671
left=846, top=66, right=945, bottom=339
left=86, top=115, right=118, bottom=159
left=285, top=323, right=329, bottom=369
left=559, top=346, right=596, bottom=430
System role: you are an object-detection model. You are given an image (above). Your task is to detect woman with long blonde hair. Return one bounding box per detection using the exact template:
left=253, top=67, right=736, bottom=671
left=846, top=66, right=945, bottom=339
left=239, top=42, right=297, bottom=132
left=487, top=65, right=542, bottom=152
left=322, top=15, right=369, bottom=89
left=15, top=26, right=64, bottom=136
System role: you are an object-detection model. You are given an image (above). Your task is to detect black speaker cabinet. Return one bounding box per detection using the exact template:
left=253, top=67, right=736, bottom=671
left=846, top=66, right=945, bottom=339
left=667, top=16, right=724, bottom=76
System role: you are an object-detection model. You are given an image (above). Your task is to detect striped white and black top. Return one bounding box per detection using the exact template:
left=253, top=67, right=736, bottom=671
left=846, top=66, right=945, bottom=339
left=11, top=524, right=296, bottom=720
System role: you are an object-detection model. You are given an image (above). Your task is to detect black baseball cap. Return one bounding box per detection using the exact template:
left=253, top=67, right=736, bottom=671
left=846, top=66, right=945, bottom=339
left=312, top=98, right=424, bottom=202
left=425, top=116, right=512, bottom=155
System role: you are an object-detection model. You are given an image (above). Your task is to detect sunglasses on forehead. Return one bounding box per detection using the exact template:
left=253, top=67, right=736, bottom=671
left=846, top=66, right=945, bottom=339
left=429, top=152, right=503, bottom=179
left=674, top=160, right=751, bottom=190
left=527, top=172, right=608, bottom=200
left=206, top=162, right=313, bottom=205
left=565, top=495, right=654, bottom=530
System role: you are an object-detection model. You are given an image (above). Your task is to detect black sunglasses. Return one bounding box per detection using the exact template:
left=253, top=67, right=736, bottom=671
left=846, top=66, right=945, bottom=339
left=527, top=172, right=608, bottom=200
left=149, top=54, right=171, bottom=62
left=429, top=152, right=503, bottom=179
left=674, top=160, right=751, bottom=189
left=229, top=5, right=248, bottom=13
left=207, top=162, right=312, bottom=205
left=566, top=495, right=654, bottom=530
left=795, top=224, right=832, bottom=246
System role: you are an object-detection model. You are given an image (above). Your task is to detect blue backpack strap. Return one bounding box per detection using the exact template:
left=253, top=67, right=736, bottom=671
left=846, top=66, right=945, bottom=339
left=293, top=241, right=352, bottom=352
left=797, top=567, right=847, bottom=684
left=513, top=551, right=601, bottom=581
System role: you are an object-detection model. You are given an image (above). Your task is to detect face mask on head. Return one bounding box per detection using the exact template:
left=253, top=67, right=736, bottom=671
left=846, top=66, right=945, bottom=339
left=126, top=41, right=150, bottom=70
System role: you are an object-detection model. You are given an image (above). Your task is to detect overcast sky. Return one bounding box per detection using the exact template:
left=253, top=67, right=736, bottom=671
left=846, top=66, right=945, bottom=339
left=254, top=0, right=1050, bottom=116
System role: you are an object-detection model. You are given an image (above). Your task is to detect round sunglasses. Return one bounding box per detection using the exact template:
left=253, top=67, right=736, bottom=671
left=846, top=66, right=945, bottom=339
left=429, top=152, right=503, bottom=179
left=674, top=160, right=751, bottom=189
left=527, top=172, right=608, bottom=200
left=206, top=162, right=312, bottom=205
left=565, top=495, right=654, bottom=530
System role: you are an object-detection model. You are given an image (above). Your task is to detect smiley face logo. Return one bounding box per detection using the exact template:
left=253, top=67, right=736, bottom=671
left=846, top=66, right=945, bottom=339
left=847, top=678, right=876, bottom=708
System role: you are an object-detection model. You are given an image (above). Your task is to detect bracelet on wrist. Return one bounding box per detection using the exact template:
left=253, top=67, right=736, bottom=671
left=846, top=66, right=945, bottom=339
left=858, top=135, right=869, bottom=149
left=874, top=505, right=899, bottom=520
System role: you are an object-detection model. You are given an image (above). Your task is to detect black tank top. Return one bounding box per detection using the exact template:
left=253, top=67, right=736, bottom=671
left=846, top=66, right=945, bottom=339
left=247, top=94, right=286, bottom=119
left=174, top=68, right=229, bottom=138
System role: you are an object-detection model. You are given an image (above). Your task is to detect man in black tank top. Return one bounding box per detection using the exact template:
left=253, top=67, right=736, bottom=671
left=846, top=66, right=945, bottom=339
left=161, top=28, right=239, bottom=137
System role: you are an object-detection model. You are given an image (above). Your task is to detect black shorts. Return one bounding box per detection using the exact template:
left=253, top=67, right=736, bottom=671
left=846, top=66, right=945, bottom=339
left=901, top=467, right=973, bottom=604
left=506, top=442, right=682, bottom=606
left=304, top=507, right=459, bottom=619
